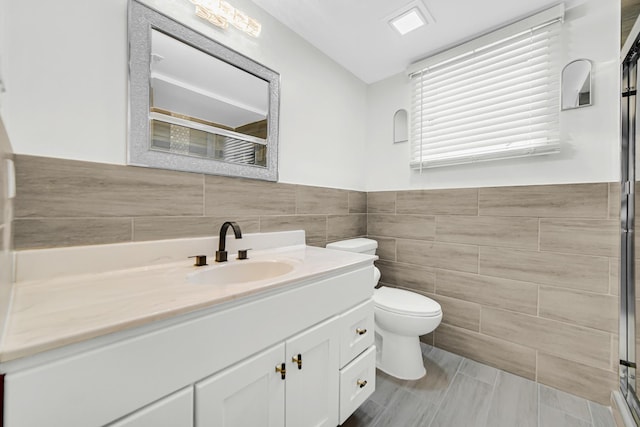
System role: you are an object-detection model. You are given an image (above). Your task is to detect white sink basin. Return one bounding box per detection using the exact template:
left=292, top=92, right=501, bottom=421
left=188, top=260, right=296, bottom=285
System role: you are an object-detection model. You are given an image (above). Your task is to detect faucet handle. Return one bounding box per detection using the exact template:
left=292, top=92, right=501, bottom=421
left=215, top=250, right=228, bottom=263
left=188, top=255, right=208, bottom=267
left=237, top=248, right=252, bottom=260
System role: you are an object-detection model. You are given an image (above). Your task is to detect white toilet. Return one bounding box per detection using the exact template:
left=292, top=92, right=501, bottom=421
left=326, top=238, right=442, bottom=380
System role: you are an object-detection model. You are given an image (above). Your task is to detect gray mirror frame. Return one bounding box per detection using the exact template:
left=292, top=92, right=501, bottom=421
left=128, top=0, right=280, bottom=181
left=560, top=59, right=592, bottom=111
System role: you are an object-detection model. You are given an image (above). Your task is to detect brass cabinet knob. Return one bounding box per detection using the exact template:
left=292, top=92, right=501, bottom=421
left=292, top=353, right=302, bottom=370
left=275, top=363, right=286, bottom=380
left=356, top=328, right=367, bottom=335
left=357, top=379, right=368, bottom=388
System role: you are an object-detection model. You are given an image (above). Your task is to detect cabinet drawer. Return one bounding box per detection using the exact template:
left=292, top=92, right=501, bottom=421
left=338, top=346, right=376, bottom=425
left=339, top=300, right=374, bottom=368
left=108, top=387, right=193, bottom=427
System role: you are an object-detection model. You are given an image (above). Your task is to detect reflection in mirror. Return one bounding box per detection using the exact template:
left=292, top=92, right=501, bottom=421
left=622, top=0, right=640, bottom=48
left=128, top=0, right=280, bottom=181
left=149, top=30, right=269, bottom=166
left=561, top=59, right=592, bottom=110
left=393, top=109, right=408, bottom=143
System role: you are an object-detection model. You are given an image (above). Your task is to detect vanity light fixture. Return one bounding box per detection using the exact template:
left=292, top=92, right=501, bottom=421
left=189, top=0, right=262, bottom=37
left=389, top=8, right=426, bottom=36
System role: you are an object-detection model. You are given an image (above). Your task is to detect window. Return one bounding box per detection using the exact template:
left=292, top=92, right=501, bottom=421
left=409, top=5, right=564, bottom=170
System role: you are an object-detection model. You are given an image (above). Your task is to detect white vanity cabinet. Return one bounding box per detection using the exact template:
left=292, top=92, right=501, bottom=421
left=2, top=265, right=375, bottom=427
left=196, top=316, right=340, bottom=427
left=195, top=303, right=374, bottom=427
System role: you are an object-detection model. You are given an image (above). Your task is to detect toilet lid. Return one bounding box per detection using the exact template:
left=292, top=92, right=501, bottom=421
left=374, top=287, right=442, bottom=317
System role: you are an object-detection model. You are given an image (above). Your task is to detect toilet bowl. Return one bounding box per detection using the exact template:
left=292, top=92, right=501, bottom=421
left=373, top=286, right=442, bottom=379
left=326, top=238, right=443, bottom=381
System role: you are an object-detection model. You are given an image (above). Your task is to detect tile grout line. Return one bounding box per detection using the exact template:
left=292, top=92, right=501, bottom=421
left=587, top=399, right=595, bottom=426
left=367, top=400, right=385, bottom=427
left=432, top=267, right=438, bottom=294
left=608, top=258, right=615, bottom=296
left=609, top=334, right=615, bottom=374
left=396, top=237, right=613, bottom=266
left=607, top=183, right=611, bottom=220
left=394, top=236, right=398, bottom=262
left=537, top=382, right=541, bottom=427
left=365, top=192, right=369, bottom=219
left=324, top=215, right=328, bottom=242
left=478, top=367, right=500, bottom=427
left=472, top=302, right=615, bottom=341
left=394, top=192, right=397, bottom=215
left=427, top=355, right=465, bottom=427
left=201, top=174, right=205, bottom=216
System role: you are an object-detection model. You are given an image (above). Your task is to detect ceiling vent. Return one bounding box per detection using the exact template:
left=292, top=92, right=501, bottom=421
left=386, top=1, right=435, bottom=36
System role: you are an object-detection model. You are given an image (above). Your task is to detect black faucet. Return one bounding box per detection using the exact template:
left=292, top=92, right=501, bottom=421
left=216, top=221, right=242, bottom=262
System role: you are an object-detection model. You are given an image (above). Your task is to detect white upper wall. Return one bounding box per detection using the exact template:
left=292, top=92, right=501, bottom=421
left=0, top=0, right=622, bottom=192
left=365, top=0, right=621, bottom=191
left=0, top=0, right=368, bottom=190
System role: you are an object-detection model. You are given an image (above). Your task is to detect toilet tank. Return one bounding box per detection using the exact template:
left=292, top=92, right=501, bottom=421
left=326, top=238, right=378, bottom=255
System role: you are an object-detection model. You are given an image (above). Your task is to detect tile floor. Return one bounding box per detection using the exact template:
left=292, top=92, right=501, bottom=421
left=343, top=344, right=617, bottom=427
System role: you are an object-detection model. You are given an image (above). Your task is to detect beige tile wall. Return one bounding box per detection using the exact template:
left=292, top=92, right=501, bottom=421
left=0, top=119, right=14, bottom=345
left=369, top=183, right=620, bottom=404
left=12, top=155, right=624, bottom=404
left=13, top=155, right=367, bottom=249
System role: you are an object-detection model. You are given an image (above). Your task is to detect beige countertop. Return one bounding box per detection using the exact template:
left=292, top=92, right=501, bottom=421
left=0, top=245, right=374, bottom=363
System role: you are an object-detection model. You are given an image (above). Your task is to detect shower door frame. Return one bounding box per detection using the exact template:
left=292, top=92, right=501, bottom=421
left=621, top=33, right=640, bottom=425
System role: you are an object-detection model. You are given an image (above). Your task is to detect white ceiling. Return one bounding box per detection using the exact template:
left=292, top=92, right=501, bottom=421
left=252, top=0, right=572, bottom=84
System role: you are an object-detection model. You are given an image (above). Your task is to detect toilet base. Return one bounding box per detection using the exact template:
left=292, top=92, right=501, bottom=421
left=375, top=327, right=426, bottom=380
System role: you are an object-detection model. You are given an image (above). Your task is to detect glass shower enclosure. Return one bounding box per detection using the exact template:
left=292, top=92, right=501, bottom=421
left=621, top=25, right=640, bottom=424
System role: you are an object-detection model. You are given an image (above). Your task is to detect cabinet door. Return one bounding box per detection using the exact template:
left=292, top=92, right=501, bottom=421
left=286, top=316, right=340, bottom=427
left=108, top=387, right=193, bottom=427
left=195, top=343, right=285, bottom=427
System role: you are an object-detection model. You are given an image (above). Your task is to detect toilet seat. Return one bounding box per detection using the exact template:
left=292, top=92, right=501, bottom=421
left=374, top=287, right=442, bottom=317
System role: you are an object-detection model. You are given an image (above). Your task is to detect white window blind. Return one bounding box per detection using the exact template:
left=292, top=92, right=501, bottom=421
left=409, top=5, right=564, bottom=170
left=223, top=138, right=257, bottom=164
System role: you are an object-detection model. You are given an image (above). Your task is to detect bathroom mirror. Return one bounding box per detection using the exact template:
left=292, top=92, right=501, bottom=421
left=393, top=109, right=408, bottom=143
left=128, top=0, right=280, bottom=181
left=561, top=59, right=592, bottom=110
